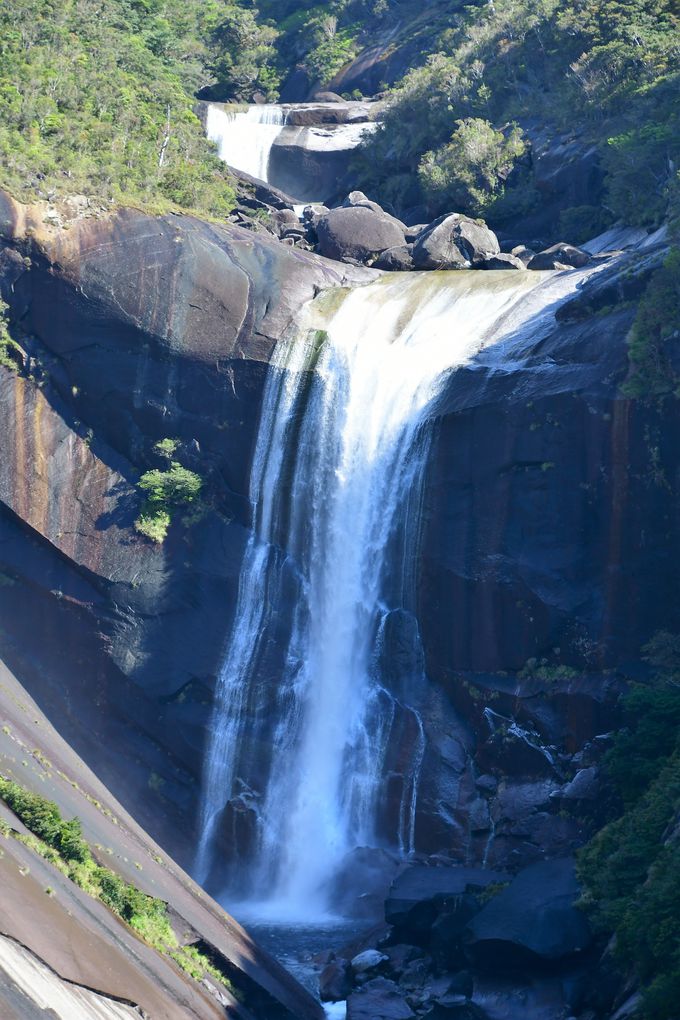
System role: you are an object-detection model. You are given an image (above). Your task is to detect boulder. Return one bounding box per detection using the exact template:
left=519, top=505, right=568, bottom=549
left=316, top=206, right=406, bottom=263
left=320, top=959, right=353, bottom=1002
left=374, top=246, right=414, bottom=272
left=383, top=944, right=424, bottom=979
left=386, top=866, right=508, bottom=934
left=412, top=214, right=500, bottom=270
left=405, top=224, right=429, bottom=243
left=481, top=254, right=525, bottom=270
left=347, top=978, right=415, bottom=1020
left=351, top=950, right=390, bottom=976
left=528, top=243, right=590, bottom=270
left=313, top=91, right=346, bottom=103
left=510, top=245, right=536, bottom=266
left=465, top=857, right=592, bottom=964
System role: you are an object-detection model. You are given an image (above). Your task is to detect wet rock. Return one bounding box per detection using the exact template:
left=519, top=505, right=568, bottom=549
left=412, top=214, right=500, bottom=270
left=528, top=243, right=590, bottom=270
left=465, top=857, right=592, bottom=964
left=347, top=977, right=415, bottom=1020
left=481, top=254, right=526, bottom=270
left=383, top=945, right=424, bottom=979
left=316, top=205, right=406, bottom=263
left=329, top=846, right=401, bottom=920
left=320, top=959, right=353, bottom=1002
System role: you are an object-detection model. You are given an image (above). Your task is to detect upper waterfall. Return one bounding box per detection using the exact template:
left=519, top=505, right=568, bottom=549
left=206, top=103, right=287, bottom=183
left=195, top=268, right=583, bottom=920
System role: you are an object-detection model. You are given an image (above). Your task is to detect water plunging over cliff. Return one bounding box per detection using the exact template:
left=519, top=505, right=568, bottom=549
left=206, top=104, right=287, bottom=182
left=196, top=269, right=575, bottom=918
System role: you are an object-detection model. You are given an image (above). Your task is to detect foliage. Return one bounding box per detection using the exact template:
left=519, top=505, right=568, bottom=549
left=351, top=0, right=680, bottom=224
left=154, top=437, right=180, bottom=460
left=622, top=249, right=680, bottom=399
left=0, top=300, right=23, bottom=372
left=135, top=461, right=202, bottom=544
left=418, top=118, right=526, bottom=216
left=578, top=636, right=680, bottom=1018
left=0, top=0, right=241, bottom=216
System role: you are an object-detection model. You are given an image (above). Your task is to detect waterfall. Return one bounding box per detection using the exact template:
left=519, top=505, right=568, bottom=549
left=206, top=104, right=286, bottom=182
left=196, top=269, right=573, bottom=919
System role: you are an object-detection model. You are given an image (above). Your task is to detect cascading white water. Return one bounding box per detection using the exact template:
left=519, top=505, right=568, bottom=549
left=196, top=269, right=586, bottom=919
left=206, top=103, right=286, bottom=182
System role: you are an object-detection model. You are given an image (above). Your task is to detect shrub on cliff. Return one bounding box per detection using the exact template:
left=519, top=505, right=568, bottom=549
left=135, top=460, right=203, bottom=543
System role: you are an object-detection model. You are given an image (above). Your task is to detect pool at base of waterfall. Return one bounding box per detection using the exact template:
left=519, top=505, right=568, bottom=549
left=243, top=920, right=369, bottom=1019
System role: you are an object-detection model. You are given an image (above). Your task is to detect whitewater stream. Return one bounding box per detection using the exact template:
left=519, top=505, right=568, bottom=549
left=196, top=270, right=589, bottom=910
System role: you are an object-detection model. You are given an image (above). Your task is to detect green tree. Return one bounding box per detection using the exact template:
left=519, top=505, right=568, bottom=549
left=418, top=119, right=526, bottom=216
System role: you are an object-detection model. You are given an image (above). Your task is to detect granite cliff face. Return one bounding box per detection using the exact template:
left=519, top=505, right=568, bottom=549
left=0, top=189, right=676, bottom=889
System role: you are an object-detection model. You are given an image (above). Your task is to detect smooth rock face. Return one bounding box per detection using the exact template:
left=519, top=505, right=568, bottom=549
left=412, top=214, right=500, bottom=269
left=316, top=205, right=406, bottom=262
left=465, top=857, right=592, bottom=963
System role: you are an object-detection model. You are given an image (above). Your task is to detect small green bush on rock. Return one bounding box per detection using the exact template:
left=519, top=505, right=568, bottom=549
left=134, top=459, right=202, bottom=544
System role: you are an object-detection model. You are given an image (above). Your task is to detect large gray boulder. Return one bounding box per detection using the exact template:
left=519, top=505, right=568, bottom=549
left=412, top=214, right=500, bottom=269
left=464, top=858, right=592, bottom=963
left=316, top=205, right=406, bottom=263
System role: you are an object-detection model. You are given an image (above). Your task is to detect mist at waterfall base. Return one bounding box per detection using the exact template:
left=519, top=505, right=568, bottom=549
left=194, top=269, right=592, bottom=937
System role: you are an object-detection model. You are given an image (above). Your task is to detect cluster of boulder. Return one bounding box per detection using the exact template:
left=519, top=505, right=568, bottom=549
left=262, top=191, right=593, bottom=273
left=316, top=856, right=621, bottom=1020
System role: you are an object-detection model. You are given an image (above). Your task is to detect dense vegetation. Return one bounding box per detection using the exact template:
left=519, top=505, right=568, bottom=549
left=3, top=0, right=677, bottom=232
left=578, top=633, right=680, bottom=1019
left=0, top=0, right=254, bottom=215
left=622, top=249, right=680, bottom=400
left=348, top=0, right=680, bottom=226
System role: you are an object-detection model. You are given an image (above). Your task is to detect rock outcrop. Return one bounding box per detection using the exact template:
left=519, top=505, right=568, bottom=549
left=412, top=215, right=500, bottom=269
left=316, top=204, right=406, bottom=262
left=0, top=658, right=323, bottom=1020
